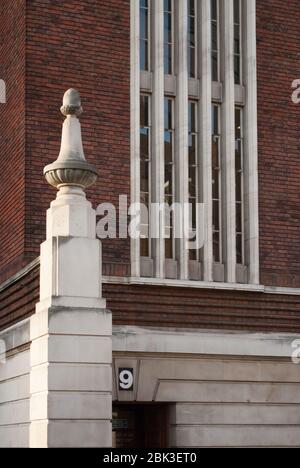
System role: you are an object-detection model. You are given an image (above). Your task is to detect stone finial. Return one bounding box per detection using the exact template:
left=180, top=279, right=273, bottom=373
left=44, top=89, right=98, bottom=190
left=60, top=88, right=83, bottom=116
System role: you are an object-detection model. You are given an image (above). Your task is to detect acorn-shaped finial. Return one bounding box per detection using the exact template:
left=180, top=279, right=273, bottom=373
left=60, top=88, right=83, bottom=117
left=43, top=89, right=98, bottom=191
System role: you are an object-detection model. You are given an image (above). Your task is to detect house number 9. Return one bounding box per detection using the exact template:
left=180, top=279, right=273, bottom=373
left=119, top=368, right=134, bottom=391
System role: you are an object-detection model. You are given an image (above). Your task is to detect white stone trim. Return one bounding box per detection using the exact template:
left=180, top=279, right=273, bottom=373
left=175, top=0, right=189, bottom=280
left=113, top=325, right=300, bottom=358
left=130, top=0, right=141, bottom=278
left=199, top=0, right=213, bottom=281
left=0, top=257, right=39, bottom=294
left=103, top=275, right=300, bottom=296
left=0, top=318, right=30, bottom=353
left=243, top=0, right=259, bottom=284
left=220, top=0, right=236, bottom=283
left=1, top=257, right=300, bottom=299
left=104, top=275, right=264, bottom=292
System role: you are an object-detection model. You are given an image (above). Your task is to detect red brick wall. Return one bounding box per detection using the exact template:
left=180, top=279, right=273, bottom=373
left=0, top=0, right=26, bottom=283
left=107, top=283, right=300, bottom=333
left=0, top=266, right=39, bottom=331
left=0, top=263, right=299, bottom=333
left=257, top=0, right=300, bottom=287
left=1, top=0, right=300, bottom=293
left=24, top=0, right=131, bottom=276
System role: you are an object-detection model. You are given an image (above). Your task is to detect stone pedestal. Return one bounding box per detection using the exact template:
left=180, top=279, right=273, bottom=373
left=29, top=306, right=112, bottom=448
left=29, top=89, right=112, bottom=447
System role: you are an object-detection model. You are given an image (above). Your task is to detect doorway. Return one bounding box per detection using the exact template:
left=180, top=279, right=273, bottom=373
left=112, top=404, right=170, bottom=448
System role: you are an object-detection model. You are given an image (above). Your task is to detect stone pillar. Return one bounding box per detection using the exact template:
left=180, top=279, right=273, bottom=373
left=29, top=89, right=112, bottom=448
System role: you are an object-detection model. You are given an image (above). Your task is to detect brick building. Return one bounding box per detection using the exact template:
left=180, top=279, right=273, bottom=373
left=0, top=0, right=300, bottom=448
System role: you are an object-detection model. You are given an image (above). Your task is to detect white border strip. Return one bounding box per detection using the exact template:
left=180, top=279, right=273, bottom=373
left=0, top=258, right=40, bottom=294
left=1, top=258, right=300, bottom=296
left=1, top=319, right=299, bottom=358
left=113, top=325, right=300, bottom=358
left=103, top=275, right=300, bottom=296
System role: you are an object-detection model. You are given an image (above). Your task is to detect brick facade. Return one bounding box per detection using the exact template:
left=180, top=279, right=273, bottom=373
left=0, top=1, right=300, bottom=331
left=24, top=0, right=131, bottom=278
left=1, top=263, right=300, bottom=333
left=0, top=0, right=26, bottom=282
left=257, top=0, right=300, bottom=287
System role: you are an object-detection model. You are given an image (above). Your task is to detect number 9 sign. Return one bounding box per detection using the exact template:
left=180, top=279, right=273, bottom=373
left=118, top=368, right=134, bottom=391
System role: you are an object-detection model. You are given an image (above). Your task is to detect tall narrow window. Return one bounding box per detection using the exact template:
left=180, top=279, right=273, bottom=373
left=140, top=94, right=151, bottom=257
left=235, top=107, right=244, bottom=264
left=164, top=0, right=173, bottom=75
left=212, top=105, right=222, bottom=263
left=234, top=0, right=242, bottom=84
left=211, top=0, right=220, bottom=82
left=188, top=101, right=199, bottom=260
left=188, top=0, right=197, bottom=78
left=164, top=97, right=175, bottom=259
left=140, top=0, right=150, bottom=71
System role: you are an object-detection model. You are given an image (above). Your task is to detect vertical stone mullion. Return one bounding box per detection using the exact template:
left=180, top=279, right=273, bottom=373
left=175, top=0, right=189, bottom=280
left=152, top=0, right=165, bottom=278
left=243, top=0, right=259, bottom=284
left=130, top=0, right=141, bottom=278
left=199, top=0, right=213, bottom=282
left=220, top=0, right=236, bottom=283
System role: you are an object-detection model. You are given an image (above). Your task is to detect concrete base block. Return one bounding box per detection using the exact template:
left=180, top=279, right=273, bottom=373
left=29, top=306, right=112, bottom=448
left=30, top=420, right=112, bottom=448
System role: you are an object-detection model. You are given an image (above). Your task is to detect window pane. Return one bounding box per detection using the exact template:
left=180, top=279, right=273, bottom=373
left=140, top=0, right=149, bottom=71
left=211, top=0, right=217, bottom=20
left=234, top=25, right=240, bottom=54
left=164, top=1, right=173, bottom=74
left=165, top=238, right=173, bottom=259
left=189, top=49, right=195, bottom=78
left=213, top=232, right=220, bottom=263
left=140, top=41, right=148, bottom=71
left=164, top=131, right=173, bottom=163
left=164, top=99, right=172, bottom=130
left=234, top=0, right=241, bottom=84
left=164, top=98, right=174, bottom=260
left=140, top=94, right=151, bottom=258
left=212, top=52, right=218, bottom=82
left=234, top=0, right=240, bottom=24
left=236, top=234, right=242, bottom=265
left=189, top=135, right=196, bottom=166
left=236, top=171, right=242, bottom=201
left=140, top=95, right=149, bottom=126
left=212, top=22, right=218, bottom=51
left=189, top=0, right=195, bottom=16
left=212, top=169, right=219, bottom=199
left=213, top=200, right=220, bottom=231
left=189, top=169, right=196, bottom=198
left=164, top=0, right=171, bottom=11
left=234, top=56, right=241, bottom=84
left=212, top=106, right=219, bottom=134
left=235, top=107, right=244, bottom=265
left=211, top=0, right=219, bottom=81
left=164, top=161, right=173, bottom=194
left=236, top=202, right=242, bottom=233
left=140, top=128, right=149, bottom=159
left=212, top=105, right=222, bottom=264
left=140, top=7, right=148, bottom=39
left=140, top=160, right=149, bottom=192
